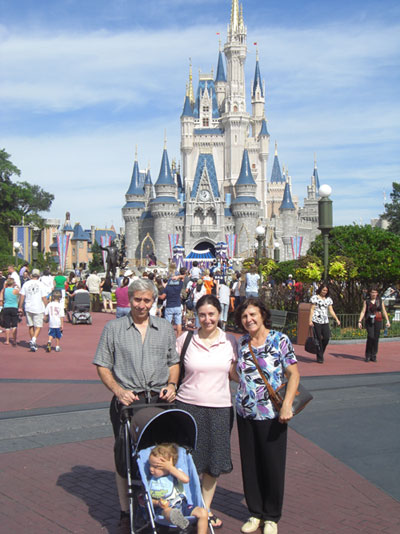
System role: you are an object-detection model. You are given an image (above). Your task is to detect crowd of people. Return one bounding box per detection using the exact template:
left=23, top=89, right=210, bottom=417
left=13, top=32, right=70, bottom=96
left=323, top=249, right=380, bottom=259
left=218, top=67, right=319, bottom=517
left=0, top=258, right=395, bottom=533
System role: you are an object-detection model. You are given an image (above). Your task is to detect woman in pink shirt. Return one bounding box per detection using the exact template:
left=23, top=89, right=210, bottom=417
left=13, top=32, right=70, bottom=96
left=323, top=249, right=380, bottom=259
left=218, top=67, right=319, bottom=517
left=175, top=294, right=238, bottom=529
left=115, top=277, right=131, bottom=318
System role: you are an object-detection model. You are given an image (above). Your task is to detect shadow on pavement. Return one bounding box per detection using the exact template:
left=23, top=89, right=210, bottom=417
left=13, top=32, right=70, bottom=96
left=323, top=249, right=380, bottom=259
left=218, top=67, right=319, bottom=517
left=330, top=352, right=365, bottom=361
left=57, top=465, right=119, bottom=533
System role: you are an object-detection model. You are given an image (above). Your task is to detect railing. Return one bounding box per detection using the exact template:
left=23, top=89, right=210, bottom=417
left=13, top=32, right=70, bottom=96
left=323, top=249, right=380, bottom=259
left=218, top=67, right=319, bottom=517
left=283, top=312, right=400, bottom=342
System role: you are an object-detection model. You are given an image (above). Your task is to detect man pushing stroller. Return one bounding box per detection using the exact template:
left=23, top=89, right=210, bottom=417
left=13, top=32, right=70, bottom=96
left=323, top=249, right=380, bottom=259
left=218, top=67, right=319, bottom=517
left=93, top=278, right=180, bottom=532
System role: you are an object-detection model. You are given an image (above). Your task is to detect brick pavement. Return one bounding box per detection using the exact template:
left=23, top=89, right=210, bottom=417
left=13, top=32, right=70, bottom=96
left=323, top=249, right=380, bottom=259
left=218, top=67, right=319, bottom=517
left=1, top=312, right=399, bottom=533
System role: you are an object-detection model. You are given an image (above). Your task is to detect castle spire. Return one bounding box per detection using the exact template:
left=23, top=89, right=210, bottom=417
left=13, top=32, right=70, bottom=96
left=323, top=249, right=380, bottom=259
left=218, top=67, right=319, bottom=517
left=230, top=0, right=240, bottom=33
left=215, top=50, right=226, bottom=82
left=280, top=182, right=295, bottom=211
left=270, top=143, right=285, bottom=183
left=188, top=59, right=195, bottom=106
left=252, top=53, right=264, bottom=98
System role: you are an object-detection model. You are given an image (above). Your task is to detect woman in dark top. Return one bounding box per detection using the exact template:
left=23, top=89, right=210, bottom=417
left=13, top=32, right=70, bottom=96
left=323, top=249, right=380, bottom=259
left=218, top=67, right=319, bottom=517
left=358, top=288, right=390, bottom=361
left=101, top=276, right=113, bottom=313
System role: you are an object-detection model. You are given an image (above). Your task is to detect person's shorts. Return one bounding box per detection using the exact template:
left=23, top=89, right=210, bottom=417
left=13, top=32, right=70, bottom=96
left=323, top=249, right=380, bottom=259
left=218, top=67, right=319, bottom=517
left=26, top=312, right=44, bottom=328
left=165, top=306, right=182, bottom=325
left=2, top=307, right=19, bottom=329
left=102, top=291, right=112, bottom=301
left=48, top=327, right=62, bottom=339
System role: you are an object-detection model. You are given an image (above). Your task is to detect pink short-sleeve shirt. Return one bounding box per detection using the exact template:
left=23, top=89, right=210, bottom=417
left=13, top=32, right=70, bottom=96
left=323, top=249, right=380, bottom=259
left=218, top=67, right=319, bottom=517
left=176, top=329, right=237, bottom=408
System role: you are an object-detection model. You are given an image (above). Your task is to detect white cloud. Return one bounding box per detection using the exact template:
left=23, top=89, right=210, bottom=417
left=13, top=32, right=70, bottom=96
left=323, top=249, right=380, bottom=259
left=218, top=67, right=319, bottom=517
left=1, top=16, right=399, bottom=229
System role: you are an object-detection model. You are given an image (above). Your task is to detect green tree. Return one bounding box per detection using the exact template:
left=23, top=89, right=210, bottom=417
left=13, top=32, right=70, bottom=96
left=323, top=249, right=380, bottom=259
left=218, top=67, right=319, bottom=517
left=382, top=182, right=400, bottom=234
left=308, top=225, right=400, bottom=312
left=89, top=241, right=104, bottom=273
left=0, top=149, right=54, bottom=242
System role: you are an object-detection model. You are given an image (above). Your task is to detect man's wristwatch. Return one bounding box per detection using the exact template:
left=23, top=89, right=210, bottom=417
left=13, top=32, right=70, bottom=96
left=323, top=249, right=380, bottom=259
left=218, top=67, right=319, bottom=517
left=168, top=382, right=177, bottom=391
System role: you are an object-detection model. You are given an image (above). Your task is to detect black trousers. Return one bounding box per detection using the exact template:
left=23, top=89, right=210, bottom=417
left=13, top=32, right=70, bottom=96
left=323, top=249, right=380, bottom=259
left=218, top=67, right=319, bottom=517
left=312, top=322, right=330, bottom=361
left=237, top=414, right=287, bottom=523
left=365, top=321, right=382, bottom=361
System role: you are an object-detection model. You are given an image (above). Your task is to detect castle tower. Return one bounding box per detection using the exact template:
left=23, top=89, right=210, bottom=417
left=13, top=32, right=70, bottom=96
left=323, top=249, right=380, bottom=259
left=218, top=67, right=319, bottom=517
left=122, top=150, right=146, bottom=261
left=215, top=49, right=227, bottom=110
left=231, top=149, right=260, bottom=255
left=266, top=142, right=286, bottom=218
left=221, top=0, right=250, bottom=189
left=150, top=145, right=180, bottom=262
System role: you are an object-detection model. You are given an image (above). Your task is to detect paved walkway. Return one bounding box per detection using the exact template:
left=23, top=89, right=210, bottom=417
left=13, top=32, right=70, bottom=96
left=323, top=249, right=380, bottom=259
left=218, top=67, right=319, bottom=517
left=1, top=313, right=399, bottom=533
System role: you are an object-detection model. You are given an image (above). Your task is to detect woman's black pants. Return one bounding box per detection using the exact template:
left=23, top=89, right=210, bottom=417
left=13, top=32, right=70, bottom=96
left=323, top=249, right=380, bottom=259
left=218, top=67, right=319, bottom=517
left=312, top=322, right=330, bottom=362
left=365, top=321, right=382, bottom=361
left=237, top=414, right=287, bottom=523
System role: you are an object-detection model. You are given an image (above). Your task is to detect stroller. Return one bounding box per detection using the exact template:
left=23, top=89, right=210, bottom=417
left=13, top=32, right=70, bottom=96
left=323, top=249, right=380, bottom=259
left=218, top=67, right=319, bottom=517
left=119, top=404, right=215, bottom=534
left=67, top=292, right=92, bottom=324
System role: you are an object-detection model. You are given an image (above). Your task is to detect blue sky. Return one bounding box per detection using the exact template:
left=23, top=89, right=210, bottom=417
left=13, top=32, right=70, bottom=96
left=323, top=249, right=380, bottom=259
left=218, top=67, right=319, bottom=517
left=1, top=0, right=400, bottom=231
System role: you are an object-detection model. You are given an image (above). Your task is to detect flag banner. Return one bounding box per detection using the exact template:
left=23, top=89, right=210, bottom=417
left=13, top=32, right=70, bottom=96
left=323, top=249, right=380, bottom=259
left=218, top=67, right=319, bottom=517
left=100, top=234, right=112, bottom=270
left=225, top=234, right=237, bottom=258
left=57, top=233, right=70, bottom=272
left=290, top=236, right=303, bottom=260
left=173, top=245, right=185, bottom=271
left=168, top=234, right=179, bottom=259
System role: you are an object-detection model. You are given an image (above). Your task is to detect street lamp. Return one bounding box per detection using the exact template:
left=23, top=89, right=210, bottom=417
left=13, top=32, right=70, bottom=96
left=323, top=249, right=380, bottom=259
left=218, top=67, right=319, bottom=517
left=32, top=241, right=39, bottom=267
left=318, top=184, right=333, bottom=282
left=255, top=225, right=266, bottom=261
left=13, top=241, right=21, bottom=267
left=274, top=241, right=280, bottom=262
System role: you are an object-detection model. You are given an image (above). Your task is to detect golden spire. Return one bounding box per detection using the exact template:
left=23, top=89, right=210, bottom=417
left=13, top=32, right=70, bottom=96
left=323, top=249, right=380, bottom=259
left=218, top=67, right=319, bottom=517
left=188, top=58, right=195, bottom=105
left=135, top=144, right=138, bottom=161
left=230, top=0, right=240, bottom=31
left=274, top=141, right=278, bottom=156
left=314, top=152, right=317, bottom=168
left=239, top=3, right=244, bottom=27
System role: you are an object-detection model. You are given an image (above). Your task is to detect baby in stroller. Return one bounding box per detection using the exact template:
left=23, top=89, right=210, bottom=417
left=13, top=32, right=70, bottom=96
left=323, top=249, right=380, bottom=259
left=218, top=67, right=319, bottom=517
left=149, top=443, right=208, bottom=534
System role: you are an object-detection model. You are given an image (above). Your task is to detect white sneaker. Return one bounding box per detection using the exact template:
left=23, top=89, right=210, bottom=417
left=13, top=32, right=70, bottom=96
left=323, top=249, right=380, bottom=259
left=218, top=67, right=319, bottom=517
left=263, top=521, right=278, bottom=534
left=241, top=517, right=261, bottom=533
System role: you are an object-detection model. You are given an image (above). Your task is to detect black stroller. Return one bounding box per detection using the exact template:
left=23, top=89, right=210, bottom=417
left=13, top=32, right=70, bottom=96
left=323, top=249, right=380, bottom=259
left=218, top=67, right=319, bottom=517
left=67, top=292, right=92, bottom=324
left=119, top=404, right=215, bottom=534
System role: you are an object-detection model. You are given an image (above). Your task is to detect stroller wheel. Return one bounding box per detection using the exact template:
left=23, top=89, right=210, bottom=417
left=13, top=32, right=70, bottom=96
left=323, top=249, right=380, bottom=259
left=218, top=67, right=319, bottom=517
left=88, top=316, right=92, bottom=325
left=72, top=315, right=77, bottom=325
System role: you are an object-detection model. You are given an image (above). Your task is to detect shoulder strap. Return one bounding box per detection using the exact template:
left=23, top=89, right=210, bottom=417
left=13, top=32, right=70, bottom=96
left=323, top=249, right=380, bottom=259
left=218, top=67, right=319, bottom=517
left=248, top=342, right=281, bottom=411
left=177, top=330, right=194, bottom=388
left=180, top=330, right=194, bottom=363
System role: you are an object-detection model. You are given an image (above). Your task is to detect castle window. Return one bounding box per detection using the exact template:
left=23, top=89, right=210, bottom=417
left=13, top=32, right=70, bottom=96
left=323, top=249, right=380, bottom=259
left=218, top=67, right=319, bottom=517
left=233, top=105, right=238, bottom=112
left=203, top=118, right=209, bottom=127
left=203, top=106, right=209, bottom=114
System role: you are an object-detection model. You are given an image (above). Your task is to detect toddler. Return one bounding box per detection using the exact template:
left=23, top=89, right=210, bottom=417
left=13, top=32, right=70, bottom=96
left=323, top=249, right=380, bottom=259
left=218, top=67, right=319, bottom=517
left=148, top=443, right=208, bottom=534
left=44, top=291, right=64, bottom=352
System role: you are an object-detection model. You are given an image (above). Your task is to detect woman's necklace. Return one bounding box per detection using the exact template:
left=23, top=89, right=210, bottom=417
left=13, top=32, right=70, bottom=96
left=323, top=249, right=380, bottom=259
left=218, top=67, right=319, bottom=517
left=198, top=328, right=220, bottom=347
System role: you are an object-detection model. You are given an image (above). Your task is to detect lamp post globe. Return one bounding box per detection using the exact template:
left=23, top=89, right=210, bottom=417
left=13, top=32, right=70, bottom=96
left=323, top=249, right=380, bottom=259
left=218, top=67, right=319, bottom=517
left=13, top=241, right=21, bottom=267
left=255, top=225, right=265, bottom=261
left=32, top=241, right=39, bottom=265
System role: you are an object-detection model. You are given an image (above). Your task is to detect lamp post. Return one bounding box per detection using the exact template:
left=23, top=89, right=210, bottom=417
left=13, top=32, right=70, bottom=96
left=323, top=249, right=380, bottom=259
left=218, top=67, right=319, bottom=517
left=274, top=241, right=280, bottom=262
left=13, top=241, right=21, bottom=267
left=255, top=225, right=266, bottom=261
left=32, top=241, right=39, bottom=267
left=318, top=184, right=333, bottom=282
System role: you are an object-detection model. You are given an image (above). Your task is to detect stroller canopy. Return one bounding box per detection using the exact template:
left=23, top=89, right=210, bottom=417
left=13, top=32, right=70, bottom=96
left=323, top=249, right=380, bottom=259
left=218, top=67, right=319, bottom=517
left=130, top=407, right=197, bottom=452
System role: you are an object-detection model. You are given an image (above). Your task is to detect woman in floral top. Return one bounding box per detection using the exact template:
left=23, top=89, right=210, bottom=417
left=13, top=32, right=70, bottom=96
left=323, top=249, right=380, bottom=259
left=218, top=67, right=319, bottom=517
left=234, top=298, right=300, bottom=534
left=309, top=283, right=340, bottom=363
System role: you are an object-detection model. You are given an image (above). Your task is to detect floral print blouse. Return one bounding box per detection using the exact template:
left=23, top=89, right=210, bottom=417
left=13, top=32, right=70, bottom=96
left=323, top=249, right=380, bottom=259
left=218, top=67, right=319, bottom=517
left=310, top=295, right=333, bottom=324
left=235, top=330, right=297, bottom=420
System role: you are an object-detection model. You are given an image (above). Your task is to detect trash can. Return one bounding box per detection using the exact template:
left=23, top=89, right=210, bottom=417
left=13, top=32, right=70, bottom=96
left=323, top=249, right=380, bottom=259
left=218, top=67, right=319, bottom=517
left=297, top=303, right=312, bottom=345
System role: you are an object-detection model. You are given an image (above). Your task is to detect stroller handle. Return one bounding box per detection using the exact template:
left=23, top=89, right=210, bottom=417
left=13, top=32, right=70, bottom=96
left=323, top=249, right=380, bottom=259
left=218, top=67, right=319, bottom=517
left=120, top=402, right=176, bottom=422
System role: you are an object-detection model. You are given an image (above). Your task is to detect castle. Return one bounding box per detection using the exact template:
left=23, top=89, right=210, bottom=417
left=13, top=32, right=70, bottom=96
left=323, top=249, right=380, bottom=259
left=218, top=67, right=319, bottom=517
left=122, top=0, right=320, bottom=266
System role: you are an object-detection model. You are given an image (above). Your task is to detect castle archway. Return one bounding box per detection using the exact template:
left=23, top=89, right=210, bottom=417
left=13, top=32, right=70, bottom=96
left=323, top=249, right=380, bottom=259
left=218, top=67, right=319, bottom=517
left=192, top=240, right=216, bottom=258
